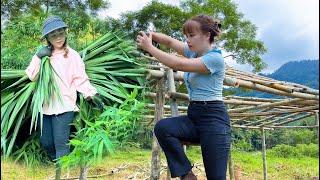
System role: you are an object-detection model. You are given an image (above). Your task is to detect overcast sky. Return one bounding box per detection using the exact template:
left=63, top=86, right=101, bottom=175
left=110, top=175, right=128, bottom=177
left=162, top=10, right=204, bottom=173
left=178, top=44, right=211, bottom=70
left=99, top=0, right=319, bottom=73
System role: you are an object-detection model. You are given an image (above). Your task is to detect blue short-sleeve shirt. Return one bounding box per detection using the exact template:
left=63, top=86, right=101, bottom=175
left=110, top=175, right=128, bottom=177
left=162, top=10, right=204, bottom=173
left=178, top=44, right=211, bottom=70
left=183, top=45, right=225, bottom=101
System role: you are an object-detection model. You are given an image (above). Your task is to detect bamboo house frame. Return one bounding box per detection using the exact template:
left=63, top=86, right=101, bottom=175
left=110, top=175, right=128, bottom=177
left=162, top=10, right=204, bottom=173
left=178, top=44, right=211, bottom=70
left=144, top=56, right=319, bottom=180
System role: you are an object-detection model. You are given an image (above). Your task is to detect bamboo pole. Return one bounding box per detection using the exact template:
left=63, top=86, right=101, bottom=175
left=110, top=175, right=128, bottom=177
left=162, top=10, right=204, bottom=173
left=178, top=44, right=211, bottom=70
left=227, top=104, right=235, bottom=180
left=275, top=113, right=314, bottom=126
left=150, top=77, right=165, bottom=180
left=230, top=78, right=319, bottom=100
left=315, top=112, right=319, bottom=143
left=231, top=125, right=273, bottom=130
left=79, top=166, right=88, bottom=180
left=147, top=69, right=320, bottom=100
left=225, top=96, right=282, bottom=102
left=166, top=69, right=179, bottom=180
left=243, top=115, right=278, bottom=126
left=258, top=113, right=301, bottom=126
left=261, top=128, right=267, bottom=180
left=228, top=98, right=304, bottom=113
left=146, top=104, right=188, bottom=111
left=228, top=144, right=235, bottom=180
left=147, top=61, right=316, bottom=93
left=266, top=125, right=319, bottom=129
left=229, top=105, right=318, bottom=117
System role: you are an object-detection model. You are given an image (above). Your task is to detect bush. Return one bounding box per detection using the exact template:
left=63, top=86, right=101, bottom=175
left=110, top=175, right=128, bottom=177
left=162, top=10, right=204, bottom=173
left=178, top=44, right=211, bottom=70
left=268, top=143, right=318, bottom=158
left=233, top=139, right=253, bottom=151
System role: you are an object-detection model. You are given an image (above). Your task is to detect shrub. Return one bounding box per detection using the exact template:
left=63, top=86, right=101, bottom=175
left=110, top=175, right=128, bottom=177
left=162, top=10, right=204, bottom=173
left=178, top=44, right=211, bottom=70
left=233, top=139, right=253, bottom=151
left=268, top=143, right=318, bottom=158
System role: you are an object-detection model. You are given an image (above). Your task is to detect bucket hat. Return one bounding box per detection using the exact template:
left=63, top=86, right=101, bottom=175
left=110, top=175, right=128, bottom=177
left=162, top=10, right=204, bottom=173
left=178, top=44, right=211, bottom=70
left=41, top=16, right=68, bottom=39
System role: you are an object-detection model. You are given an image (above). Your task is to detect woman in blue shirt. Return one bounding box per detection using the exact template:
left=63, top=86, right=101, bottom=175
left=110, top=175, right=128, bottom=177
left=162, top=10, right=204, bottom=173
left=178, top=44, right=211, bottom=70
left=137, top=14, right=231, bottom=180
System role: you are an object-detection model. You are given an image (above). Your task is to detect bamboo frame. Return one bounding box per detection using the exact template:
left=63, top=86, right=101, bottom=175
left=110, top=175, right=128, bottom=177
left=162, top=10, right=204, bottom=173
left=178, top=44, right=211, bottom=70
left=146, top=60, right=319, bottom=180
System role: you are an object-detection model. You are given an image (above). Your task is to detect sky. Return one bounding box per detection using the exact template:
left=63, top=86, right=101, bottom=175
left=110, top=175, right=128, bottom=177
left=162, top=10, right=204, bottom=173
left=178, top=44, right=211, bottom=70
left=98, top=0, right=319, bottom=73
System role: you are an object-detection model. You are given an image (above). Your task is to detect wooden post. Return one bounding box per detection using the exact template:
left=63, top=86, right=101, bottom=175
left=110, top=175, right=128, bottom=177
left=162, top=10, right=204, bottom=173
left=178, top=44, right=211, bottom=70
left=261, top=128, right=267, bottom=180
left=79, top=166, right=88, bottom=180
left=227, top=104, right=235, bottom=180
left=315, top=111, right=319, bottom=144
left=150, top=77, right=165, bottom=180
left=228, top=144, right=235, bottom=180
left=166, top=69, right=180, bottom=179
left=55, top=163, right=61, bottom=180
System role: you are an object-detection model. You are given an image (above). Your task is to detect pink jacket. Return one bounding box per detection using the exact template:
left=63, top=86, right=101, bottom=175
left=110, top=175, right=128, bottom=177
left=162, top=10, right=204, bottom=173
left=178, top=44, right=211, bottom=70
left=26, top=46, right=97, bottom=115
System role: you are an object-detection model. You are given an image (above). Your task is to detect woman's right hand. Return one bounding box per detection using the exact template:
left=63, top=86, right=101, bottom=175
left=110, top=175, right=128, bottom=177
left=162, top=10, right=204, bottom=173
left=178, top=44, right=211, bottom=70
left=36, top=46, right=52, bottom=59
left=136, top=31, right=154, bottom=52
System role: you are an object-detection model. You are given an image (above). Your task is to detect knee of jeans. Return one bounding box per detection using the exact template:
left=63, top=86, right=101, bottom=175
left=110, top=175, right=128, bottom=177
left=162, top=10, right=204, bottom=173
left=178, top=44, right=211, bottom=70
left=154, top=120, right=168, bottom=137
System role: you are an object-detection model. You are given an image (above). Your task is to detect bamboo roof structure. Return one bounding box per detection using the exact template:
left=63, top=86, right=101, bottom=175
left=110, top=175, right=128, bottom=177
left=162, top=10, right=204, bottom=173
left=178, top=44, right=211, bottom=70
left=144, top=57, right=319, bottom=129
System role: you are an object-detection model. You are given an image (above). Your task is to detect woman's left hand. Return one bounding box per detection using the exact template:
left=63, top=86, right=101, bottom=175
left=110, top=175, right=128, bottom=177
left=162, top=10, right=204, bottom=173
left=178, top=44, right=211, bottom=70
left=136, top=31, right=153, bottom=52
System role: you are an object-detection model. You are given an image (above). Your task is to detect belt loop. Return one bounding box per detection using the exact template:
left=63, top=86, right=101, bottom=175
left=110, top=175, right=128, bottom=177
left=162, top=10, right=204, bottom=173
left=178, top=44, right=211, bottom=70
left=204, top=101, right=207, bottom=105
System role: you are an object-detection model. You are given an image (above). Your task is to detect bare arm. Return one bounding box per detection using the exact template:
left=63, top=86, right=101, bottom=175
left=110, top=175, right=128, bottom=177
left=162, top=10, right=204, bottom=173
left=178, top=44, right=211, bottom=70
left=150, top=32, right=185, bottom=56
left=137, top=32, right=209, bottom=73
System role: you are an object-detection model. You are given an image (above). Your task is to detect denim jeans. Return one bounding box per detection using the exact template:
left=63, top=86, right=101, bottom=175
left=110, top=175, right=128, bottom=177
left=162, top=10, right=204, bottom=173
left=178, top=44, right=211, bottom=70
left=154, top=101, right=231, bottom=180
left=38, top=111, right=74, bottom=160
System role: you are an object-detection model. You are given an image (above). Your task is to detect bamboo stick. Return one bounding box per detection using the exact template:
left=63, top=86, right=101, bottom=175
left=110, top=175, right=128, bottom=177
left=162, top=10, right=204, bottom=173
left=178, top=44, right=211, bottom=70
left=233, top=79, right=319, bottom=100
left=225, top=96, right=282, bottom=102
left=258, top=112, right=301, bottom=126
left=315, top=112, right=319, bottom=143
left=150, top=77, right=165, bottom=180
left=261, top=128, right=267, bottom=180
left=229, top=106, right=318, bottom=117
left=228, top=98, right=304, bottom=113
left=242, top=115, right=278, bottom=126
left=266, top=125, right=319, bottom=128
left=231, top=125, right=273, bottom=130
left=275, top=113, right=314, bottom=126
left=146, top=104, right=188, bottom=111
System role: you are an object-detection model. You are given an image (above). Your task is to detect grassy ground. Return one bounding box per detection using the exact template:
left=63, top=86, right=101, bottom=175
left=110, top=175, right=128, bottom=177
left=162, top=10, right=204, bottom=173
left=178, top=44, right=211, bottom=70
left=1, top=147, right=319, bottom=180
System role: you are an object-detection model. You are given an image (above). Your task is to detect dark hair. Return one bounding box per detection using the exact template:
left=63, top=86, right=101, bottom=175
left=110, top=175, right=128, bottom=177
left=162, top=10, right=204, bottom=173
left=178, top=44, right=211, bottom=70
left=183, top=14, right=222, bottom=43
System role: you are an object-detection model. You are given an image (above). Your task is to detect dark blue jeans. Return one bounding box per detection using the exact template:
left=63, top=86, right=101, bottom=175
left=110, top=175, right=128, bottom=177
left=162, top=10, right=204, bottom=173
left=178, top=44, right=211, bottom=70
left=38, top=111, right=74, bottom=160
left=154, top=101, right=231, bottom=180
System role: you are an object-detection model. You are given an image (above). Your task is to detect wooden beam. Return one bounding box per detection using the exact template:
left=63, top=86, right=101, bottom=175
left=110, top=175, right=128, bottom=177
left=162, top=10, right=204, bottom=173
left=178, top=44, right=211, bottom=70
left=315, top=112, right=319, bottom=143
left=229, top=106, right=318, bottom=117
left=150, top=77, right=165, bottom=180
left=275, top=113, right=314, bottom=126
left=265, top=125, right=319, bottom=129
left=258, top=113, right=301, bottom=126
left=261, top=128, right=268, bottom=180
left=228, top=98, right=304, bottom=113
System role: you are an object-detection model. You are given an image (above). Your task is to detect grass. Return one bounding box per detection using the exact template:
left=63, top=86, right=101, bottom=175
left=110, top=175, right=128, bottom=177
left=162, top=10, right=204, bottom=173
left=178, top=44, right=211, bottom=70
left=1, top=147, right=319, bottom=180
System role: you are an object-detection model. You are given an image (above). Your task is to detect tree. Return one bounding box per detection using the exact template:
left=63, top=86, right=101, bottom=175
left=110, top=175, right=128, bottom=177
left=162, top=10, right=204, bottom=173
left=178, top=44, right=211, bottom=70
left=1, top=1, right=111, bottom=69
left=1, top=0, right=109, bottom=20
left=117, top=0, right=267, bottom=72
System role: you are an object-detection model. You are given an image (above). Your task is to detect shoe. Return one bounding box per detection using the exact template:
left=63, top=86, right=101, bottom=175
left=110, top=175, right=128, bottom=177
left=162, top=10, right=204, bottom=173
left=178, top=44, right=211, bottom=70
left=181, top=170, right=197, bottom=180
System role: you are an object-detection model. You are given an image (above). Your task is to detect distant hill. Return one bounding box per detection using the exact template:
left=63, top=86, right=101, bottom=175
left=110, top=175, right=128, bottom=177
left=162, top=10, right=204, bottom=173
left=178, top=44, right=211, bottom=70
left=230, top=59, right=319, bottom=98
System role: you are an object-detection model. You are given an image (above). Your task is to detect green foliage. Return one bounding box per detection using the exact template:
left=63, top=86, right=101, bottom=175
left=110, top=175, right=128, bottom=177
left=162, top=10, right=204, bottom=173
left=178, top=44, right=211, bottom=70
left=266, top=129, right=317, bottom=148
left=1, top=0, right=109, bottom=20
left=233, top=139, right=253, bottom=151
left=30, top=55, right=62, bottom=135
left=232, top=127, right=318, bottom=151
left=1, top=13, right=43, bottom=69
left=59, top=96, right=114, bottom=168
left=100, top=88, right=147, bottom=147
left=60, top=90, right=146, bottom=169
left=268, top=144, right=319, bottom=158
left=118, top=0, right=267, bottom=72
left=232, top=129, right=262, bottom=150
left=12, top=134, right=49, bottom=166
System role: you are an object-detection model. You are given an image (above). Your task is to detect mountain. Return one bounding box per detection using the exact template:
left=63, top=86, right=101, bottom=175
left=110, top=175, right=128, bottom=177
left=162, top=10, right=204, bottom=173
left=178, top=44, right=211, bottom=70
left=231, top=59, right=319, bottom=98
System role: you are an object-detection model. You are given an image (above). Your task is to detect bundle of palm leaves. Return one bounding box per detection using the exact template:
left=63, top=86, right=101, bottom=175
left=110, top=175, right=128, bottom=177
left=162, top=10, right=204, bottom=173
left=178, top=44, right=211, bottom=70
left=1, top=32, right=147, bottom=158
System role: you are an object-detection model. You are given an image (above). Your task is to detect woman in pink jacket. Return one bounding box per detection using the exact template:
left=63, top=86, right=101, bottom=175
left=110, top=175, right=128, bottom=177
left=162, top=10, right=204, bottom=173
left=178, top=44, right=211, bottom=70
left=25, top=16, right=97, bottom=161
